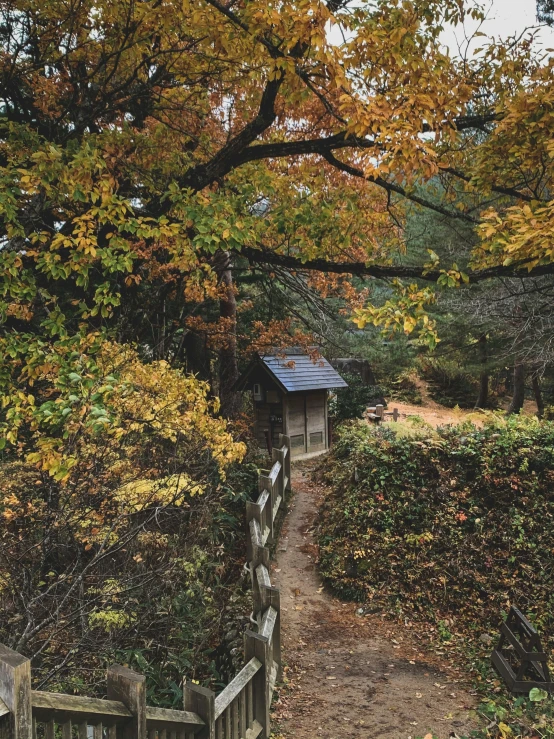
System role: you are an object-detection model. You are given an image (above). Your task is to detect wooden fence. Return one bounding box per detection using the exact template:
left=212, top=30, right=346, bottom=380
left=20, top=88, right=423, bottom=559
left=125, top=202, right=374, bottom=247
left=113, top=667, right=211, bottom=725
left=365, top=404, right=400, bottom=423
left=0, top=435, right=291, bottom=739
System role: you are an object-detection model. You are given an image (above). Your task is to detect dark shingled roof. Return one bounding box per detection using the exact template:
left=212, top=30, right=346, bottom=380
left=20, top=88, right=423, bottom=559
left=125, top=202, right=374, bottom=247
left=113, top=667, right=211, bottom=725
left=259, top=353, right=348, bottom=393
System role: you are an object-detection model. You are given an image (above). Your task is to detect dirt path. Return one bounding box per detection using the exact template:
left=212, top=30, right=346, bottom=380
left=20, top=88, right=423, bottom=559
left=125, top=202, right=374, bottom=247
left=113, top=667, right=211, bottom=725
left=272, top=463, right=479, bottom=739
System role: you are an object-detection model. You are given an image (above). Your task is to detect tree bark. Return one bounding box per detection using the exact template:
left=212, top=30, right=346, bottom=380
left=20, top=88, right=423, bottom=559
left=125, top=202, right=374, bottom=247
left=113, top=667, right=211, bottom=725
left=531, top=371, right=545, bottom=418
left=506, top=363, right=525, bottom=415
left=215, top=251, right=241, bottom=418
left=475, top=334, right=489, bottom=409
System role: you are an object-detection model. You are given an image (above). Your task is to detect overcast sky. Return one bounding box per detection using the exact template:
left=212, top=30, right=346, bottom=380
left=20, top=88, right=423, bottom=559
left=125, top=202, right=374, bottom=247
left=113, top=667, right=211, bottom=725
left=441, top=0, right=554, bottom=56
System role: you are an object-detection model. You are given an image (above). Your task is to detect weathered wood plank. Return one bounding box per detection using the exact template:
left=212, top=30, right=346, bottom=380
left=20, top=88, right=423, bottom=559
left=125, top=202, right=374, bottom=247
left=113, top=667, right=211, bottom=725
left=245, top=719, right=263, bottom=739
left=244, top=632, right=270, bottom=738
left=183, top=683, right=215, bottom=739
left=147, top=707, right=205, bottom=728
left=107, top=664, right=147, bottom=739
left=268, top=462, right=281, bottom=487
left=33, top=691, right=132, bottom=723
left=0, top=643, right=33, bottom=739
left=259, top=607, right=278, bottom=642
left=214, top=659, right=261, bottom=719
left=255, top=565, right=271, bottom=590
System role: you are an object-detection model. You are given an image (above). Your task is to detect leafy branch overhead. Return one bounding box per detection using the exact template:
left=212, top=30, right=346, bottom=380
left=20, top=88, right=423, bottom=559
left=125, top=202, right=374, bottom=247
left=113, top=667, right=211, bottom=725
left=1, top=0, right=554, bottom=448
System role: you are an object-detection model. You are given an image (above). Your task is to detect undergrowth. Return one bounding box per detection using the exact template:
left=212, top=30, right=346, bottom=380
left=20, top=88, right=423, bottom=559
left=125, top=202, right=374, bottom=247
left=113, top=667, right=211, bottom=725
left=317, top=417, right=554, bottom=739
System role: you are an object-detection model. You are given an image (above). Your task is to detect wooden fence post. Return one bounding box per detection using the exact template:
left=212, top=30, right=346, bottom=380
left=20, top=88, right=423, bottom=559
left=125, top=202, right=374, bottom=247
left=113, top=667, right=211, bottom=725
left=244, top=631, right=270, bottom=738
left=375, top=404, right=384, bottom=421
left=107, top=664, right=147, bottom=739
left=0, top=644, right=33, bottom=739
left=183, top=683, right=215, bottom=739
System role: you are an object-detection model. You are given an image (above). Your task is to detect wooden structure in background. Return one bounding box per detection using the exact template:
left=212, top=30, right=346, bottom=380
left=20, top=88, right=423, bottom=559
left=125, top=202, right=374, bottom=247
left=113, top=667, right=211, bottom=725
left=0, top=437, right=291, bottom=739
left=491, top=606, right=554, bottom=694
left=235, top=351, right=347, bottom=457
left=365, top=405, right=400, bottom=423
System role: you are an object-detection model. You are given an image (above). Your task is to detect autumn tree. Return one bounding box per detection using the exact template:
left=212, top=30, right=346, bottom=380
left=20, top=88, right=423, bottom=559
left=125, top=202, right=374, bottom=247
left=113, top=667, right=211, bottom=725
left=1, top=0, right=554, bottom=437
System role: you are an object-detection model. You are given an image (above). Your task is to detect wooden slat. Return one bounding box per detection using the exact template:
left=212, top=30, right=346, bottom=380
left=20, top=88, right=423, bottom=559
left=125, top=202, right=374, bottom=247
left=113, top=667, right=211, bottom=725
left=245, top=719, right=263, bottom=739
left=272, top=495, right=282, bottom=523
left=225, top=706, right=231, bottom=737
left=259, top=607, right=278, bottom=642
left=255, top=489, right=270, bottom=514
left=215, top=716, right=223, bottom=739
left=146, top=706, right=205, bottom=729
left=246, top=680, right=253, bottom=730
left=255, top=565, right=271, bottom=590
left=33, top=691, right=132, bottom=724
left=239, top=690, right=246, bottom=739
left=231, top=699, right=239, bottom=739
left=268, top=462, right=281, bottom=486
left=500, top=623, right=548, bottom=661
left=269, top=661, right=279, bottom=698
left=249, top=520, right=262, bottom=548
left=78, top=722, right=88, bottom=739
left=214, top=659, right=262, bottom=719
left=45, top=720, right=55, bottom=739
left=62, top=719, right=72, bottom=739
left=93, top=723, right=103, bottom=739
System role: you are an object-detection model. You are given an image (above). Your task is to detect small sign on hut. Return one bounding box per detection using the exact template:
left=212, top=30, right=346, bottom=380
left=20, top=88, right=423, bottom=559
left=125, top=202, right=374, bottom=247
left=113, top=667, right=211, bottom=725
left=235, top=350, right=348, bottom=458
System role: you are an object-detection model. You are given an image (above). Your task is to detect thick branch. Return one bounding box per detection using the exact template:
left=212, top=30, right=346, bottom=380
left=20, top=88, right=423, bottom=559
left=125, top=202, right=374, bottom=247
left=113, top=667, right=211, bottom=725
left=241, top=246, right=554, bottom=283
left=234, top=132, right=378, bottom=165
left=179, top=76, right=284, bottom=191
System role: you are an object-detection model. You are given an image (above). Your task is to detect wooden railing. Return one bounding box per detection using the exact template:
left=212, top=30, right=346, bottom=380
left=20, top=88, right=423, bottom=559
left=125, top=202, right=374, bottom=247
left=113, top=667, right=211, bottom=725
left=0, top=435, right=291, bottom=739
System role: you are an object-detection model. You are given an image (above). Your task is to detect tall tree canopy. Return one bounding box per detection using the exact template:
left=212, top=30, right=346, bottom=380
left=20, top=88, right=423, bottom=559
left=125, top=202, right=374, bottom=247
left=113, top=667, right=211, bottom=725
left=1, top=0, right=554, bottom=456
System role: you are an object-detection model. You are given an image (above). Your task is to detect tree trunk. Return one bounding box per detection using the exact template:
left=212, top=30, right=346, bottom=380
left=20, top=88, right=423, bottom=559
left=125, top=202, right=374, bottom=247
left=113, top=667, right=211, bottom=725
left=531, top=371, right=544, bottom=419
left=183, top=330, right=210, bottom=380
left=506, top=363, right=525, bottom=415
left=475, top=334, right=488, bottom=409
left=215, top=251, right=241, bottom=418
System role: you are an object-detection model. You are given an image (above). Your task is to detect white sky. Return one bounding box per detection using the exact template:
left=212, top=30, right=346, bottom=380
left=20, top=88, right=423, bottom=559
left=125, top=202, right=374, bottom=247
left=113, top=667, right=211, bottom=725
left=441, top=0, right=554, bottom=56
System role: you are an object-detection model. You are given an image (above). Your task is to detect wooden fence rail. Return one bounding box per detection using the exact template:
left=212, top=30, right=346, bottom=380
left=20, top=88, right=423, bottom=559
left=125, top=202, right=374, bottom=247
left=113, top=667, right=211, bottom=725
left=0, top=435, right=291, bottom=739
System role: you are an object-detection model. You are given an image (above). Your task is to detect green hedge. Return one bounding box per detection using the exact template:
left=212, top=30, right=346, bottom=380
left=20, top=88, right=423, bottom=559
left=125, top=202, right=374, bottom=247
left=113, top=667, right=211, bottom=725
left=318, top=417, right=554, bottom=661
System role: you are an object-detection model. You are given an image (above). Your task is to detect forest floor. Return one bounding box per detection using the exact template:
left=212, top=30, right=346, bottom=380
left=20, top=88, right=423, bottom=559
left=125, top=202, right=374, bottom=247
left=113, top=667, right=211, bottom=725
left=271, top=462, right=481, bottom=739
left=389, top=377, right=539, bottom=429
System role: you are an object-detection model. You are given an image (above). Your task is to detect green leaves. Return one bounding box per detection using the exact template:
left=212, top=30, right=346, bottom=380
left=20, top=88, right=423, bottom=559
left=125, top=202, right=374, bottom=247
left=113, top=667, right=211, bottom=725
left=529, top=688, right=549, bottom=702
left=318, top=417, right=554, bottom=696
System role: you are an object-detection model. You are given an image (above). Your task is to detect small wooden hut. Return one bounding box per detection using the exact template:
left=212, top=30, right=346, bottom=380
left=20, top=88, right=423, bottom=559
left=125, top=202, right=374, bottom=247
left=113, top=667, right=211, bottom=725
left=235, top=350, right=348, bottom=458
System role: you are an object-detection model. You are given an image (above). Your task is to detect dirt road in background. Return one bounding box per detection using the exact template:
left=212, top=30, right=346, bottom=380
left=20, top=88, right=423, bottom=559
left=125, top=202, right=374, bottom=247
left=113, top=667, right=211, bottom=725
left=271, top=464, right=479, bottom=739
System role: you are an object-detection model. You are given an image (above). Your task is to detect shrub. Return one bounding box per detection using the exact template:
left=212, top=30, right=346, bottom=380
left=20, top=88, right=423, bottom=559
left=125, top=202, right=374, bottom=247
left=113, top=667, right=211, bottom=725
left=0, top=345, right=253, bottom=703
left=318, top=417, right=554, bottom=658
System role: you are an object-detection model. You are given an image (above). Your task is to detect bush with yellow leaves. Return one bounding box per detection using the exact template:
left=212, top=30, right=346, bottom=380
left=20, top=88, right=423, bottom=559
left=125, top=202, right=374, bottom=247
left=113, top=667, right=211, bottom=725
left=0, top=342, right=253, bottom=703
